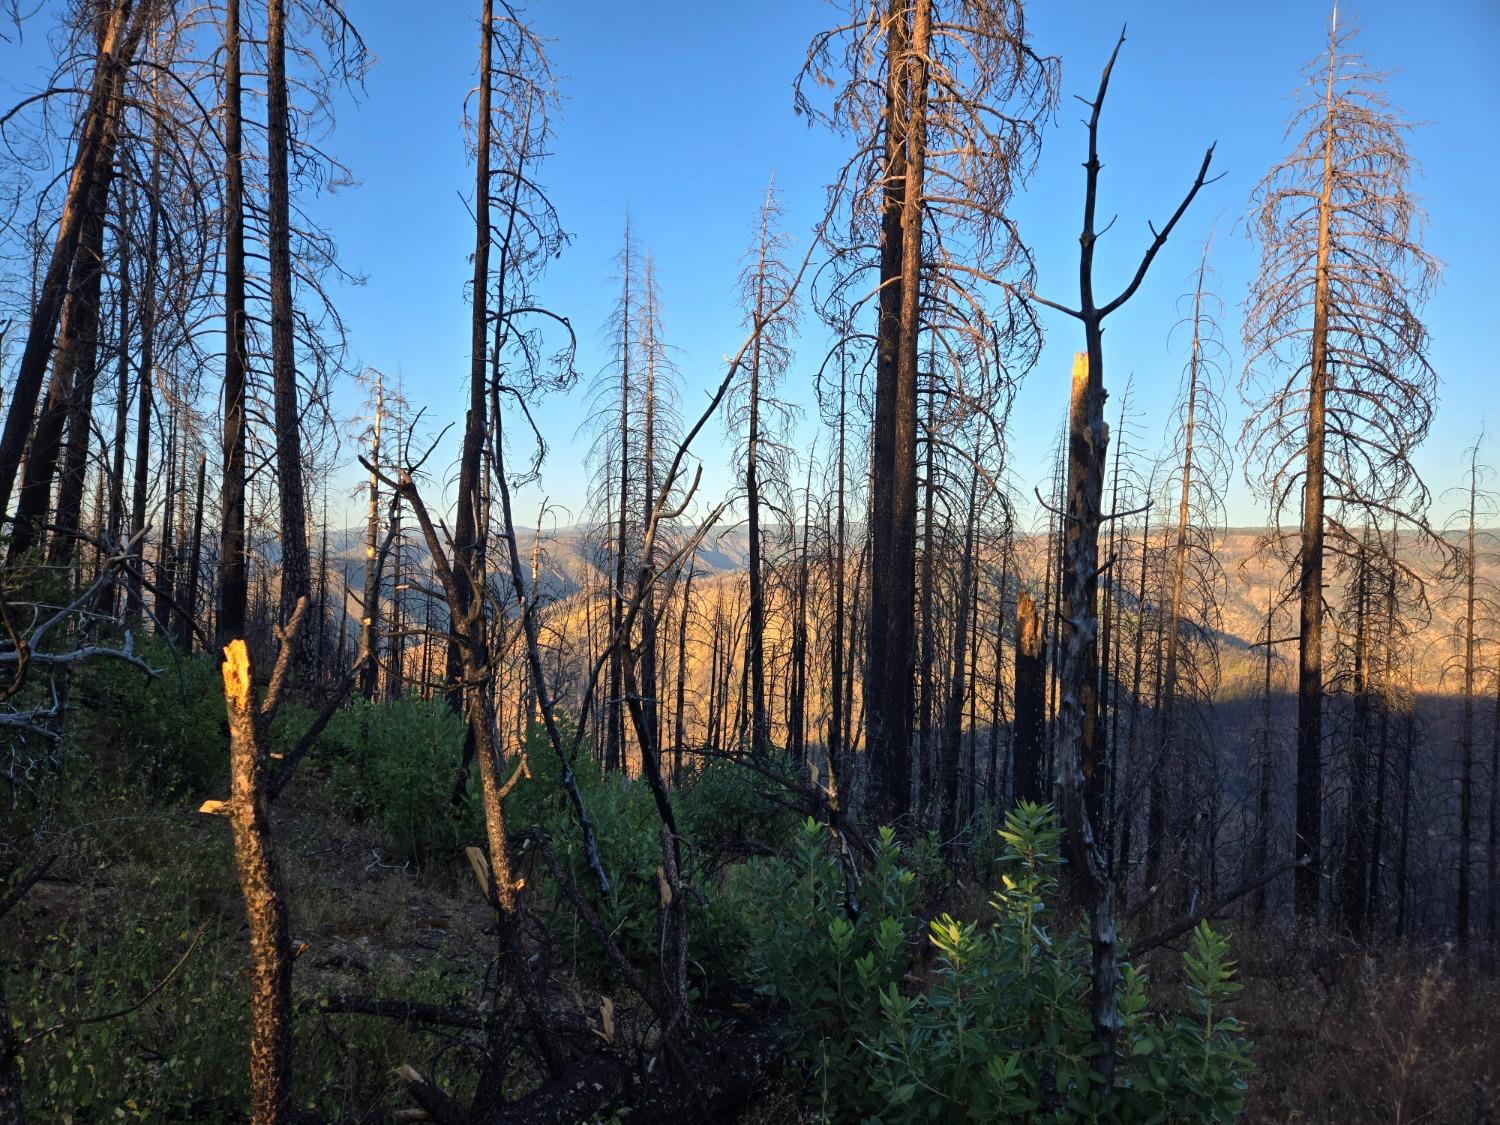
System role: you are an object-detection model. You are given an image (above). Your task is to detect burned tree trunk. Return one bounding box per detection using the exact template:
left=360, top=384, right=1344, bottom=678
left=865, top=0, right=921, bottom=821
left=217, top=0, right=250, bottom=648
left=0, top=0, right=148, bottom=520
left=359, top=376, right=385, bottom=700
left=1030, top=32, right=1212, bottom=1092
left=940, top=464, right=980, bottom=838
left=1457, top=449, right=1479, bottom=945
left=267, top=0, right=312, bottom=645
left=1013, top=589, right=1045, bottom=805
left=9, top=108, right=116, bottom=562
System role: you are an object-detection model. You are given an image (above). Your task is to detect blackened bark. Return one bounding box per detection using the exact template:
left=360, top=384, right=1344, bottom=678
left=865, top=0, right=915, bottom=820
left=1013, top=589, right=1044, bottom=804
left=0, top=0, right=146, bottom=521
left=267, top=0, right=312, bottom=645
left=216, top=0, right=250, bottom=648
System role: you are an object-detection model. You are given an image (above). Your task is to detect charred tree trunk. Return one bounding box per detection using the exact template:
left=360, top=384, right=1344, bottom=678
left=217, top=0, right=250, bottom=648
left=829, top=347, right=848, bottom=793
left=746, top=224, right=770, bottom=760
left=1395, top=677, right=1416, bottom=937
left=103, top=219, right=132, bottom=609
left=789, top=474, right=813, bottom=767
left=637, top=272, right=661, bottom=775
left=607, top=231, right=634, bottom=774
left=1157, top=265, right=1207, bottom=893
left=178, top=454, right=206, bottom=650
left=48, top=227, right=108, bottom=571
left=1341, top=537, right=1374, bottom=936
left=1128, top=506, right=1153, bottom=900
left=1013, top=589, right=1045, bottom=805
left=987, top=539, right=1010, bottom=804
left=865, top=0, right=926, bottom=822
left=153, top=406, right=178, bottom=631
left=940, top=466, right=979, bottom=840
left=917, top=384, right=937, bottom=816
left=359, top=378, right=384, bottom=700
left=1253, top=591, right=1277, bottom=916
left=1030, top=34, right=1212, bottom=1091
left=1291, top=40, right=1339, bottom=921
left=0, top=0, right=147, bottom=521
left=1488, top=654, right=1500, bottom=937
left=672, top=560, right=693, bottom=785
left=10, top=117, right=115, bottom=562
left=126, top=274, right=152, bottom=622
left=267, top=0, right=312, bottom=648
left=1457, top=451, right=1479, bottom=945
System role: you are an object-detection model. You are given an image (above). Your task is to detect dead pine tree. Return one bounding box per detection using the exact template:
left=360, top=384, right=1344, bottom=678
left=1364, top=520, right=1409, bottom=931
left=1242, top=5, right=1438, bottom=920
left=264, top=0, right=312, bottom=653
left=1013, top=589, right=1045, bottom=804
left=1441, top=437, right=1496, bottom=945
left=1489, top=649, right=1500, bottom=938
left=356, top=369, right=389, bottom=700
left=7, top=6, right=139, bottom=564
left=1029, top=29, right=1215, bottom=1092
left=799, top=0, right=1055, bottom=822
left=630, top=254, right=682, bottom=778
left=0, top=0, right=153, bottom=524
left=586, top=219, right=640, bottom=775
left=216, top=0, right=250, bottom=649
left=1249, top=584, right=1290, bottom=916
left=1153, top=240, right=1230, bottom=910
left=726, top=175, right=798, bottom=759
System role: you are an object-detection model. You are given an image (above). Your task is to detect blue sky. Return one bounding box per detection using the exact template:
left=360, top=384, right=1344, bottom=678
left=4, top=0, right=1497, bottom=529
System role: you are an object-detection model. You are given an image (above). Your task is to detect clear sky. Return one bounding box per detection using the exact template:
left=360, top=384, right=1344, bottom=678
left=4, top=0, right=1497, bottom=530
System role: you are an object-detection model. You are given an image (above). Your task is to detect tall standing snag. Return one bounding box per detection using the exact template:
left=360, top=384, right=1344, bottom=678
left=0, top=0, right=152, bottom=523
left=799, top=0, right=1055, bottom=820
left=1030, top=30, right=1215, bottom=1093
left=216, top=0, right=250, bottom=648
left=265, top=0, right=316, bottom=655
left=1443, top=438, right=1496, bottom=945
left=1242, top=7, right=1438, bottom=919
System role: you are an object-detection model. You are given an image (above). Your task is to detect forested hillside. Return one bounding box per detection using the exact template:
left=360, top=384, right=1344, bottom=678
left=2, top=1, right=1497, bottom=1122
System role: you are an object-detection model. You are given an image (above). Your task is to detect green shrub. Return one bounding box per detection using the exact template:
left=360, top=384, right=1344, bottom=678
left=60, top=637, right=319, bottom=800
left=743, top=803, right=1253, bottom=1123
left=319, top=696, right=481, bottom=862
left=62, top=639, right=223, bottom=797
left=505, top=735, right=802, bottom=998
left=504, top=726, right=689, bottom=985
left=675, top=755, right=801, bottom=851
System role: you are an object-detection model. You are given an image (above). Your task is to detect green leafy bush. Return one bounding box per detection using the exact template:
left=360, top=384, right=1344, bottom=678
left=508, top=728, right=711, bottom=985
left=64, top=640, right=224, bottom=796
left=319, top=696, right=481, bottom=862
left=505, top=733, right=801, bottom=997
left=60, top=638, right=320, bottom=800
left=743, top=803, right=1253, bottom=1122
left=674, top=755, right=801, bottom=851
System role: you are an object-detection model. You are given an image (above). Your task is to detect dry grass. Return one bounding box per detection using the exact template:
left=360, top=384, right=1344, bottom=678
left=1194, top=926, right=1500, bottom=1123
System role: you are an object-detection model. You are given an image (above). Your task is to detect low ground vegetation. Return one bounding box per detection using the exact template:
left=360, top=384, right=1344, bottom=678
left=6, top=677, right=1493, bottom=1120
